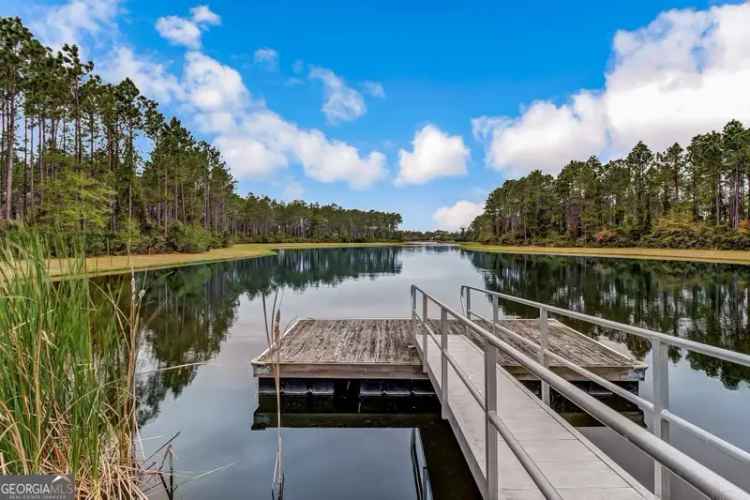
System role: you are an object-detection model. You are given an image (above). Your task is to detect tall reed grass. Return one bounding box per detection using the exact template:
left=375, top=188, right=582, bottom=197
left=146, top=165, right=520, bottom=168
left=0, top=232, right=145, bottom=498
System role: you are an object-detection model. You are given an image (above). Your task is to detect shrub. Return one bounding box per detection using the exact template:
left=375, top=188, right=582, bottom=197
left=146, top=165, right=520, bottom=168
left=594, top=227, right=632, bottom=247
left=168, top=222, right=213, bottom=253
left=113, top=218, right=147, bottom=254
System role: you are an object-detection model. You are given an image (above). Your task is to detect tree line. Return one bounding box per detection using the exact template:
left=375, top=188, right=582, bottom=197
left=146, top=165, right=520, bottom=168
left=0, top=17, right=402, bottom=253
left=468, top=119, right=750, bottom=249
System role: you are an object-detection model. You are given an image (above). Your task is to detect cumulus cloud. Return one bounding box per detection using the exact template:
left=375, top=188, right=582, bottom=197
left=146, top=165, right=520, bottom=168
left=254, top=47, right=279, bottom=71
left=472, top=92, right=607, bottom=177
left=309, top=66, right=366, bottom=124
left=433, top=201, right=484, bottom=231
left=181, top=53, right=386, bottom=187
left=190, top=5, right=221, bottom=25
left=362, top=81, right=386, bottom=98
left=155, top=4, right=221, bottom=49
left=156, top=16, right=202, bottom=49
left=183, top=51, right=249, bottom=116
left=474, top=2, right=750, bottom=177
left=396, top=124, right=469, bottom=185
left=29, top=0, right=120, bottom=56
left=100, top=46, right=184, bottom=103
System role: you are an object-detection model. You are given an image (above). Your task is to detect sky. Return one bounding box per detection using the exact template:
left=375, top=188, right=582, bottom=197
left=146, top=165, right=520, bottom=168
left=3, top=0, right=750, bottom=230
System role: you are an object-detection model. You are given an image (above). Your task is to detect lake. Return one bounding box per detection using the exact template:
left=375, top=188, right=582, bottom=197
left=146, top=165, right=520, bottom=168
left=110, top=245, right=750, bottom=499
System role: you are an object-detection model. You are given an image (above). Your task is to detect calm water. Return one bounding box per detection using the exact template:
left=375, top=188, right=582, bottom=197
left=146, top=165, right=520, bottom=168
left=108, top=245, right=750, bottom=499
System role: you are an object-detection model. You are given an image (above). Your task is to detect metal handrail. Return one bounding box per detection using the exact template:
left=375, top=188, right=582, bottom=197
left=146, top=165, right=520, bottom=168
left=461, top=285, right=750, bottom=469
left=462, top=285, right=750, bottom=368
left=412, top=284, right=750, bottom=500
left=467, top=307, right=655, bottom=413
left=411, top=287, right=563, bottom=500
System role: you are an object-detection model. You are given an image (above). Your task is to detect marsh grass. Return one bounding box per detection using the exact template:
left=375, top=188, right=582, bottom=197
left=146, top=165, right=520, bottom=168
left=0, top=232, right=146, bottom=498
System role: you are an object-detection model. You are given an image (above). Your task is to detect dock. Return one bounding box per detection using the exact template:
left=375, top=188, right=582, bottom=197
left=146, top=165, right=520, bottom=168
left=251, top=316, right=649, bottom=499
left=252, top=319, right=424, bottom=379
left=251, top=318, right=644, bottom=383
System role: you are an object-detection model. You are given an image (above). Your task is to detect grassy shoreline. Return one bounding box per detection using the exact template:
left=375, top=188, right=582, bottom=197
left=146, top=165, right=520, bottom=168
left=49, top=242, right=403, bottom=278
left=460, top=243, right=750, bottom=265
left=47, top=240, right=750, bottom=277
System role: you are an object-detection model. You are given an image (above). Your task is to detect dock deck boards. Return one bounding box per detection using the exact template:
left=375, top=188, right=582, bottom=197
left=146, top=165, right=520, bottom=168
left=251, top=318, right=644, bottom=381
left=422, top=334, right=651, bottom=499
left=252, top=319, right=424, bottom=379
left=450, top=318, right=645, bottom=381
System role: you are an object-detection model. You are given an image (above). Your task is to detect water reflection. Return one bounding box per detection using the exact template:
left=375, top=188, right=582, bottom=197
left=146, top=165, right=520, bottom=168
left=135, top=265, right=242, bottom=424
left=466, top=251, right=750, bottom=389
left=120, top=247, right=407, bottom=425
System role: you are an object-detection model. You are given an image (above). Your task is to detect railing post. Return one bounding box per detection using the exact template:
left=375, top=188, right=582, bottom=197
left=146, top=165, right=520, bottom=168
left=539, top=307, right=551, bottom=406
left=411, top=286, right=417, bottom=320
left=422, top=293, right=429, bottom=373
left=652, top=340, right=671, bottom=499
left=492, top=294, right=499, bottom=336
left=484, top=340, right=499, bottom=500
left=440, top=308, right=449, bottom=420
left=465, top=287, right=472, bottom=319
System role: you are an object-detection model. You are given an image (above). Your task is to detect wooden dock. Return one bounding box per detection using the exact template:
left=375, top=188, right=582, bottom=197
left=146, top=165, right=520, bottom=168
left=252, top=319, right=425, bottom=379
left=251, top=317, right=651, bottom=499
left=251, top=318, right=644, bottom=383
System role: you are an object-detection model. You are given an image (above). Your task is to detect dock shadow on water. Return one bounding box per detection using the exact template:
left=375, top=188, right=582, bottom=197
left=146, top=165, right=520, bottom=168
left=92, top=245, right=750, bottom=499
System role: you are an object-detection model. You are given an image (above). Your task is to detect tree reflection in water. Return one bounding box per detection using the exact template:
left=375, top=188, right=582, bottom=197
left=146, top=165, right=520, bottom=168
left=466, top=250, right=750, bottom=389
left=96, top=247, right=406, bottom=425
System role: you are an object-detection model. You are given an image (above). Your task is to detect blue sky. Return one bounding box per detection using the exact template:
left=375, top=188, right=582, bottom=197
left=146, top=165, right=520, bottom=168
left=4, top=0, right=750, bottom=229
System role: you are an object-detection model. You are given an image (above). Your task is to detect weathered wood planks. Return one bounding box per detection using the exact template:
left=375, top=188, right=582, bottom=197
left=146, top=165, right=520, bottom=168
left=252, top=319, right=424, bottom=379
left=251, top=318, right=645, bottom=382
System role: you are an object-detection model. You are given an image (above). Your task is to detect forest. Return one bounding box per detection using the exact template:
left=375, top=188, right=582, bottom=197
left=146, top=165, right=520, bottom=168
left=0, top=18, right=402, bottom=254
left=468, top=119, right=750, bottom=249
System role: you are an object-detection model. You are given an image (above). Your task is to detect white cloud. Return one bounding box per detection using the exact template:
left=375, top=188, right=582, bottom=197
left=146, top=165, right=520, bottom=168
left=474, top=2, right=750, bottom=177
left=29, top=0, right=120, bottom=56
left=213, top=135, right=288, bottom=177
left=396, top=124, right=469, bottom=185
left=433, top=201, right=484, bottom=231
left=309, top=66, right=366, bottom=124
left=155, top=4, right=221, bottom=49
left=362, top=81, right=385, bottom=98
left=181, top=53, right=386, bottom=188
left=156, top=16, right=202, bottom=49
left=190, top=5, right=221, bottom=25
left=472, top=92, right=607, bottom=177
left=183, top=51, right=249, bottom=116
left=254, top=47, right=279, bottom=71
left=235, top=110, right=386, bottom=188
left=100, top=46, right=184, bottom=103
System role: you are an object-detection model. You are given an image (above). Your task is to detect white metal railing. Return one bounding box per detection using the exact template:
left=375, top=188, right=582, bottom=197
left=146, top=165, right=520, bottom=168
left=462, top=284, right=750, bottom=498
left=410, top=284, right=750, bottom=500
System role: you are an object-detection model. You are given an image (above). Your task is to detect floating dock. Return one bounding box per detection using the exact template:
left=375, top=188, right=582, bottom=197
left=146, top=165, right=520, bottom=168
left=251, top=316, right=650, bottom=499
left=251, top=318, right=644, bottom=383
